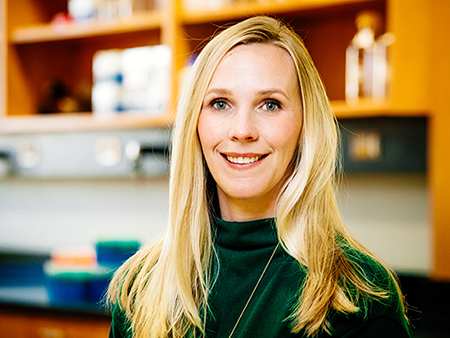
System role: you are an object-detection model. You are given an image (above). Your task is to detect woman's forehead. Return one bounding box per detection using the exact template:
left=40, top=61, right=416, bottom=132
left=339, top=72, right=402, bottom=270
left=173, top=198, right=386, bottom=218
left=206, top=43, right=300, bottom=96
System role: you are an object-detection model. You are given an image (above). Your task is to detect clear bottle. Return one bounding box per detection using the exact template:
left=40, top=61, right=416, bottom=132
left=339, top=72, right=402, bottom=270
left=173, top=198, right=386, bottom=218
left=345, top=12, right=394, bottom=104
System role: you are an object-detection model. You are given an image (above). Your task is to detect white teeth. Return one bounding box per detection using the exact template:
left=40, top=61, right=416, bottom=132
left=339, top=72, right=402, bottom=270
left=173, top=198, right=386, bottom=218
left=226, top=156, right=261, bottom=164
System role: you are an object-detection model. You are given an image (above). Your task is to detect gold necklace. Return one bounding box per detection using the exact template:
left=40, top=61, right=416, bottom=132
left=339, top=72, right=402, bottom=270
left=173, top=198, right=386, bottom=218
left=227, top=242, right=280, bottom=338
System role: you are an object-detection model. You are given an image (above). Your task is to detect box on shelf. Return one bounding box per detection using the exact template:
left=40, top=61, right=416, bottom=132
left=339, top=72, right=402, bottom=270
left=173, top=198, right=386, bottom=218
left=92, top=45, right=171, bottom=116
left=43, top=240, right=140, bottom=304
left=68, top=0, right=160, bottom=22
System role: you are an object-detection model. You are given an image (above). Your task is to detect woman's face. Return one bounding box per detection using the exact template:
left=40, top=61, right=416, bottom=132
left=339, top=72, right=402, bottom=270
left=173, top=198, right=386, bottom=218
left=197, top=43, right=303, bottom=221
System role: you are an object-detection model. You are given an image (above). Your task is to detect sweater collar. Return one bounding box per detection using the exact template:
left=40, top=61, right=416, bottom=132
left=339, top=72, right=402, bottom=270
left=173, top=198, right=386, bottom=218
left=213, top=217, right=279, bottom=249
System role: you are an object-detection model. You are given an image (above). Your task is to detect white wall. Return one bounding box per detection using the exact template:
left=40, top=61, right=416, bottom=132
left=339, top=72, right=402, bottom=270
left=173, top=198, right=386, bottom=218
left=337, top=173, right=430, bottom=275
left=0, top=173, right=430, bottom=275
left=0, top=177, right=170, bottom=253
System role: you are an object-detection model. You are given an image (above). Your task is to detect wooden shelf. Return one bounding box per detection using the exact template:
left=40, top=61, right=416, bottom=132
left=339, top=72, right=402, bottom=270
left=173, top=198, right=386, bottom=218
left=0, top=99, right=427, bottom=134
left=9, top=11, right=162, bottom=44
left=181, top=0, right=378, bottom=24
left=0, top=112, right=174, bottom=134
left=331, top=99, right=428, bottom=118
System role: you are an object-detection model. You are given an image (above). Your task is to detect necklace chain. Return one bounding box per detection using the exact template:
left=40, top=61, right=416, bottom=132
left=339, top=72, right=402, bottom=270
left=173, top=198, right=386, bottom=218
left=227, top=243, right=280, bottom=338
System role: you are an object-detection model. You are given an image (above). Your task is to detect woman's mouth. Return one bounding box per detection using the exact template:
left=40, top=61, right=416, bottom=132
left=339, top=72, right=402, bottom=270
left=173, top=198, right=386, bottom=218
left=225, top=155, right=265, bottom=164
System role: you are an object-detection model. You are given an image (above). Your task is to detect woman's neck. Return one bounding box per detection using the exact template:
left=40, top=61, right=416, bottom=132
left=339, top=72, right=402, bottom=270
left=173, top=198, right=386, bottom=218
left=218, top=194, right=277, bottom=222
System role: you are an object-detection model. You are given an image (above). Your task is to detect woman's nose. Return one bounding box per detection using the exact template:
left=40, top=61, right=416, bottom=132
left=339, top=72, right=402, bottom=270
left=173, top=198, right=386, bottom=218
left=228, top=108, right=259, bottom=141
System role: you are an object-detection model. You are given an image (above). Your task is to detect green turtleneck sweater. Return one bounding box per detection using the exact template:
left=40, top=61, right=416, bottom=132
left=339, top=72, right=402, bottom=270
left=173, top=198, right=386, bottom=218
left=109, top=218, right=412, bottom=338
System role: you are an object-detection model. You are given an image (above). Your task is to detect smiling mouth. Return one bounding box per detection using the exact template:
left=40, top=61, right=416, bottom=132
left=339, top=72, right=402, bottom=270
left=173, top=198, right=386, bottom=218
left=225, top=155, right=265, bottom=164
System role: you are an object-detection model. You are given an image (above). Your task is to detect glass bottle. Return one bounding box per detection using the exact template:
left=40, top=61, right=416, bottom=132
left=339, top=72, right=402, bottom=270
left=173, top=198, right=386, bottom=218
left=346, top=12, right=394, bottom=104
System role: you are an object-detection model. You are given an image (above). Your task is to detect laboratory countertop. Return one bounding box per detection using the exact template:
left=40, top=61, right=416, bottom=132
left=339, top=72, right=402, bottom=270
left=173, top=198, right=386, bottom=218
left=2, top=252, right=450, bottom=338
left=0, top=251, right=110, bottom=318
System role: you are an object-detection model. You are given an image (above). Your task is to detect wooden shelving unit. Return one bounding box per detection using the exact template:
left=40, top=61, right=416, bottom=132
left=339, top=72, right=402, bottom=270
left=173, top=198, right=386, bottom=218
left=1, top=0, right=424, bottom=133
left=1, top=0, right=450, bottom=280
left=1, top=0, right=166, bottom=130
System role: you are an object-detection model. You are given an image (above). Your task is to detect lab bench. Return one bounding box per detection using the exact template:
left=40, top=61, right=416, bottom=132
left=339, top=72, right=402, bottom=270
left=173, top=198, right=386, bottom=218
left=0, top=251, right=111, bottom=338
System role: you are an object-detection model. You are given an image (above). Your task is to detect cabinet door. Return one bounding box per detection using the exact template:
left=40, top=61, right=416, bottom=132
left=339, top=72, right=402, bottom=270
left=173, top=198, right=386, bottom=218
left=0, top=310, right=111, bottom=338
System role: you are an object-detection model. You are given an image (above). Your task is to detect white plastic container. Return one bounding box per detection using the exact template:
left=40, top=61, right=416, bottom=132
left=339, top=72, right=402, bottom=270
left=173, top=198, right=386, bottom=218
left=92, top=45, right=171, bottom=115
left=68, top=0, right=99, bottom=21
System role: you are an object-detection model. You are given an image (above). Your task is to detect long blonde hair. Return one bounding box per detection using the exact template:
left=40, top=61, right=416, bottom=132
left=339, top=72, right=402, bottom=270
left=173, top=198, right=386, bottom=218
left=107, top=16, right=406, bottom=337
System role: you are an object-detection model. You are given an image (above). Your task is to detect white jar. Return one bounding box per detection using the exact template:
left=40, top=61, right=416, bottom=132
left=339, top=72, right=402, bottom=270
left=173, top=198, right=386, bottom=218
left=68, top=0, right=99, bottom=21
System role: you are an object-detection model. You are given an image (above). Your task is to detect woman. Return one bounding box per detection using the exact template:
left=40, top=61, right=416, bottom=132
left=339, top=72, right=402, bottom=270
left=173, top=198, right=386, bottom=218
left=107, top=16, right=411, bottom=338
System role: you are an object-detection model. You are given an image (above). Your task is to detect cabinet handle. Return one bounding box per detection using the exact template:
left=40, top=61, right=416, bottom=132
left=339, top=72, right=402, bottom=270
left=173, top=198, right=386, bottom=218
left=37, top=327, right=66, bottom=338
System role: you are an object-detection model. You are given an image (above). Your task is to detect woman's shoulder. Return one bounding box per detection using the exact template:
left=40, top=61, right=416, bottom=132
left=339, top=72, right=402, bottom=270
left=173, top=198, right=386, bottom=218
left=339, top=240, right=397, bottom=293
left=335, top=243, right=411, bottom=335
left=107, top=240, right=165, bottom=338
left=109, top=303, right=133, bottom=338
left=107, top=238, right=165, bottom=308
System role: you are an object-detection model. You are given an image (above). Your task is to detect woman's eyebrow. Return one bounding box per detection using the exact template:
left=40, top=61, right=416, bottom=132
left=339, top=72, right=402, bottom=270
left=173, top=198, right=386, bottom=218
left=205, top=88, right=289, bottom=98
left=204, top=88, right=232, bottom=96
left=257, top=89, right=288, bottom=97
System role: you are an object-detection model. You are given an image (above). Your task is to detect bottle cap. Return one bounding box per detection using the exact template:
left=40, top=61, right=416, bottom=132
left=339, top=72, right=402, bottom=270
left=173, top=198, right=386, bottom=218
left=356, top=11, right=382, bottom=33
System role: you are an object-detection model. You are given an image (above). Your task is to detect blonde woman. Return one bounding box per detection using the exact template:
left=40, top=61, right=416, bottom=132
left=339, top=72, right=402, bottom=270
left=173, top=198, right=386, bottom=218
left=107, top=16, right=411, bottom=338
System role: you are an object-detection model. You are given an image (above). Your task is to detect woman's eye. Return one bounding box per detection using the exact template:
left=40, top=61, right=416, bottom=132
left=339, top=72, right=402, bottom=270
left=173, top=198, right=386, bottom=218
left=262, top=100, right=281, bottom=111
left=211, top=99, right=228, bottom=110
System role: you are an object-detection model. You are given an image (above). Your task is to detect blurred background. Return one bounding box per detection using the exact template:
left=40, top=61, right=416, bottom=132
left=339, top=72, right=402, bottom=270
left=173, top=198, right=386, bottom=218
left=0, top=0, right=449, bottom=337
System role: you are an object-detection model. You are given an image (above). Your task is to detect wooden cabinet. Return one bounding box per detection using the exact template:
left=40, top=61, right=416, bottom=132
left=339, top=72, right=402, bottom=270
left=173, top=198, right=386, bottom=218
left=0, top=0, right=171, bottom=132
left=0, top=307, right=110, bottom=338
left=1, top=1, right=450, bottom=279
left=0, top=0, right=427, bottom=132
